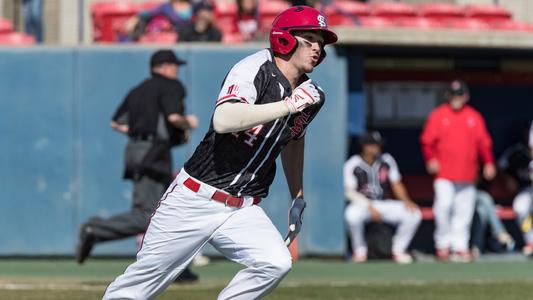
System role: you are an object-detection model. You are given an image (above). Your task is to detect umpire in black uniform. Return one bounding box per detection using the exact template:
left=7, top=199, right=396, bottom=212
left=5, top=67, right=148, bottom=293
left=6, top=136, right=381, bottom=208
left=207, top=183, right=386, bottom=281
left=76, top=49, right=198, bottom=278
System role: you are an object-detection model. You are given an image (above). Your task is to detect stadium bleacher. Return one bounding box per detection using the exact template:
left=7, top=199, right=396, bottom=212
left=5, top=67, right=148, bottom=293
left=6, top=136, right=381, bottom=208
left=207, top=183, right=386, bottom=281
left=0, top=18, right=13, bottom=34
left=0, top=18, right=35, bottom=45
left=91, top=1, right=140, bottom=42
left=87, top=1, right=533, bottom=44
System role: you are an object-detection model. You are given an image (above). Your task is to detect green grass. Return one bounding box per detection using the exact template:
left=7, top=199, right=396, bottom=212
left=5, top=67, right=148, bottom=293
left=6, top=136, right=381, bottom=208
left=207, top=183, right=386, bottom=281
left=1, top=259, right=533, bottom=299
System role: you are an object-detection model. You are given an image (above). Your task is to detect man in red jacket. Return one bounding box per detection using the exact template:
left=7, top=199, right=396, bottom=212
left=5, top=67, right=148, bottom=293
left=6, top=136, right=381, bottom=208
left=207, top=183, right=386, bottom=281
left=420, top=80, right=496, bottom=262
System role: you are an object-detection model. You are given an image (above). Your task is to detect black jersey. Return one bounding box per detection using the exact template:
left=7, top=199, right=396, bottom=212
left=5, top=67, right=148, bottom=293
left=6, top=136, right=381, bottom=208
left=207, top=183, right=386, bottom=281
left=184, top=49, right=324, bottom=198
left=343, top=153, right=402, bottom=201
left=112, top=73, right=186, bottom=142
left=498, top=143, right=532, bottom=189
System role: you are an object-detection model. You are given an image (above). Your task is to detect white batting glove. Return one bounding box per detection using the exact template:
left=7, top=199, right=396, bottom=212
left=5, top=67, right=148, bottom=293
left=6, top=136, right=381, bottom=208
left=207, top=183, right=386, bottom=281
left=283, top=79, right=321, bottom=114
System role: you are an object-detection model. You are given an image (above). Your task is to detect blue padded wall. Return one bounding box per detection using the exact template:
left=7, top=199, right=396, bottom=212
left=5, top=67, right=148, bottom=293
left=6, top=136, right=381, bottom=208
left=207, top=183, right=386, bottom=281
left=0, top=45, right=347, bottom=256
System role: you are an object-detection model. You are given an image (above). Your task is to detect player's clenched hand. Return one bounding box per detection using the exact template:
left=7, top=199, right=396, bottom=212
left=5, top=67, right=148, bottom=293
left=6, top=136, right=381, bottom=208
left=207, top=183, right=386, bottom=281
left=186, top=115, right=199, bottom=129
left=426, top=159, right=440, bottom=175
left=284, top=197, right=306, bottom=247
left=368, top=204, right=382, bottom=222
left=403, top=199, right=419, bottom=213
left=284, top=79, right=320, bottom=114
left=483, top=163, right=496, bottom=181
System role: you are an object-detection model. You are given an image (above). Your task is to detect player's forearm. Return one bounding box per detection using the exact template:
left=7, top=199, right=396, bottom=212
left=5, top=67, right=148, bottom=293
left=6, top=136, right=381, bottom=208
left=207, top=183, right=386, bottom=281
left=281, top=138, right=304, bottom=199
left=167, top=113, right=190, bottom=130
left=391, top=181, right=411, bottom=202
left=479, top=146, right=495, bottom=165
left=421, top=143, right=436, bottom=162
left=110, top=121, right=129, bottom=134
left=213, top=102, right=289, bottom=133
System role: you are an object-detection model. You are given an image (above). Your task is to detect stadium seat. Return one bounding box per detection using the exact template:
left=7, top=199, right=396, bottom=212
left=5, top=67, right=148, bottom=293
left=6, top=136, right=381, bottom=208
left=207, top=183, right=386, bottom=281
left=417, top=3, right=465, bottom=22
left=214, top=0, right=238, bottom=16
left=465, top=4, right=512, bottom=24
left=323, top=1, right=369, bottom=26
left=490, top=20, right=533, bottom=32
left=395, top=17, right=444, bottom=30
left=138, top=32, right=177, bottom=44
left=370, top=2, right=417, bottom=21
left=91, top=1, right=140, bottom=42
left=357, top=16, right=394, bottom=29
left=222, top=32, right=244, bottom=44
left=214, top=1, right=238, bottom=36
left=90, top=2, right=107, bottom=41
left=448, top=18, right=490, bottom=30
left=0, top=32, right=35, bottom=45
left=0, top=18, right=13, bottom=34
left=139, top=0, right=165, bottom=11
left=258, top=0, right=290, bottom=31
left=402, top=175, right=434, bottom=206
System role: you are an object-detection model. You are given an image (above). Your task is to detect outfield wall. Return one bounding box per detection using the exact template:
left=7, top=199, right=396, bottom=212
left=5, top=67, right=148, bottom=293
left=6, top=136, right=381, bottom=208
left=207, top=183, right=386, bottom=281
left=0, top=45, right=349, bottom=256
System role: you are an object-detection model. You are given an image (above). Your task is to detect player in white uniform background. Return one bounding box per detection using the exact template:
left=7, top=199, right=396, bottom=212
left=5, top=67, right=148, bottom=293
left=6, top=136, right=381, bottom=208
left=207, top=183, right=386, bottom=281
left=511, top=120, right=533, bottom=255
left=344, top=131, right=421, bottom=264
left=103, top=6, right=337, bottom=300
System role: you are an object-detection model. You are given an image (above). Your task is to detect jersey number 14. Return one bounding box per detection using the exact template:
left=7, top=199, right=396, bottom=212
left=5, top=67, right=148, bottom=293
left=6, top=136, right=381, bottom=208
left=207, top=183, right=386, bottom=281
left=232, top=124, right=264, bottom=147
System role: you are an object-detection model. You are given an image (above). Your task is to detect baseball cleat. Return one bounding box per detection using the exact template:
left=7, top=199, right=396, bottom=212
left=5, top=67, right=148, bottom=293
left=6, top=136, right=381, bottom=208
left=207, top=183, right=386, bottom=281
left=75, top=224, right=95, bottom=264
left=436, top=248, right=450, bottom=262
left=393, top=252, right=414, bottom=264
left=497, top=232, right=515, bottom=252
left=351, top=253, right=367, bottom=263
left=450, top=251, right=473, bottom=263
left=522, top=244, right=533, bottom=256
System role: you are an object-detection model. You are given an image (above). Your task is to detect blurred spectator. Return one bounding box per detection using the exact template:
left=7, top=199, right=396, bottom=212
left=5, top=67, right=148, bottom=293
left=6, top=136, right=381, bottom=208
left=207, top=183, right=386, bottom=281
left=127, top=0, right=193, bottom=41
left=499, top=122, right=532, bottom=195
left=420, top=80, right=496, bottom=263
left=179, top=2, right=222, bottom=42
left=22, top=0, right=43, bottom=43
left=287, top=0, right=319, bottom=6
left=344, top=131, right=421, bottom=264
left=233, top=0, right=260, bottom=41
left=530, top=120, right=533, bottom=158
left=470, top=181, right=515, bottom=257
left=498, top=121, right=533, bottom=256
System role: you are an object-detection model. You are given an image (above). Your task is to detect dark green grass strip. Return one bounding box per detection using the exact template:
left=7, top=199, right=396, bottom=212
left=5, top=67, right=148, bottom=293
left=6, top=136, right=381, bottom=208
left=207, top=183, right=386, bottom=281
left=1, top=259, right=533, bottom=300
left=2, top=281, right=533, bottom=300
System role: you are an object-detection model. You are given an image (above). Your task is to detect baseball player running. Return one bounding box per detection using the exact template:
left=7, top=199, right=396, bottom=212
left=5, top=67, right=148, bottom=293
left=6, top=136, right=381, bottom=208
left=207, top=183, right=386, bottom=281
left=344, top=132, right=421, bottom=264
left=103, top=6, right=337, bottom=299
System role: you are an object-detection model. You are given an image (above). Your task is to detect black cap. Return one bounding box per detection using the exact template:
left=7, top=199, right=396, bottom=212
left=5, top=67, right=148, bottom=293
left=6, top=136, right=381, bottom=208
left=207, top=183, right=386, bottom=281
left=359, top=131, right=384, bottom=146
left=446, top=80, right=469, bottom=97
left=192, top=2, right=214, bottom=14
left=150, top=49, right=186, bottom=68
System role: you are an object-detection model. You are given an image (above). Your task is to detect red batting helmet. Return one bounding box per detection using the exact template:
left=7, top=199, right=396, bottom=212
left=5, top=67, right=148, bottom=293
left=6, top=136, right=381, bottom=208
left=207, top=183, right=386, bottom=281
left=270, top=6, right=338, bottom=64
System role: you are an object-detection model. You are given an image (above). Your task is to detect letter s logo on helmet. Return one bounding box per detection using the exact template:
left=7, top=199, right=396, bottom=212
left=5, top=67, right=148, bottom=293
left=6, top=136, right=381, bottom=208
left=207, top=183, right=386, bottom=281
left=269, top=6, right=338, bottom=66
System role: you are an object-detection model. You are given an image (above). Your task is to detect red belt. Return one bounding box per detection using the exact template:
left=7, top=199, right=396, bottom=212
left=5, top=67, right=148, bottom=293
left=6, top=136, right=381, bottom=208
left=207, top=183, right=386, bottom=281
left=183, top=177, right=261, bottom=208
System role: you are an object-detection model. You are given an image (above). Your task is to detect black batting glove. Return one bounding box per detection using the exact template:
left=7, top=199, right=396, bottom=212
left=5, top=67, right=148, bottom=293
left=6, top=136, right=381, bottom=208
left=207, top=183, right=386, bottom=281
left=284, top=196, right=306, bottom=247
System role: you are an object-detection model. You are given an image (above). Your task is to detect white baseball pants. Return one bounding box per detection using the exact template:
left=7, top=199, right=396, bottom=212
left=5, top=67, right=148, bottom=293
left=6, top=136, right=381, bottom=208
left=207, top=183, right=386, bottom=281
left=512, top=187, right=533, bottom=245
left=103, top=169, right=292, bottom=300
left=344, top=200, right=422, bottom=256
left=433, top=178, right=476, bottom=252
